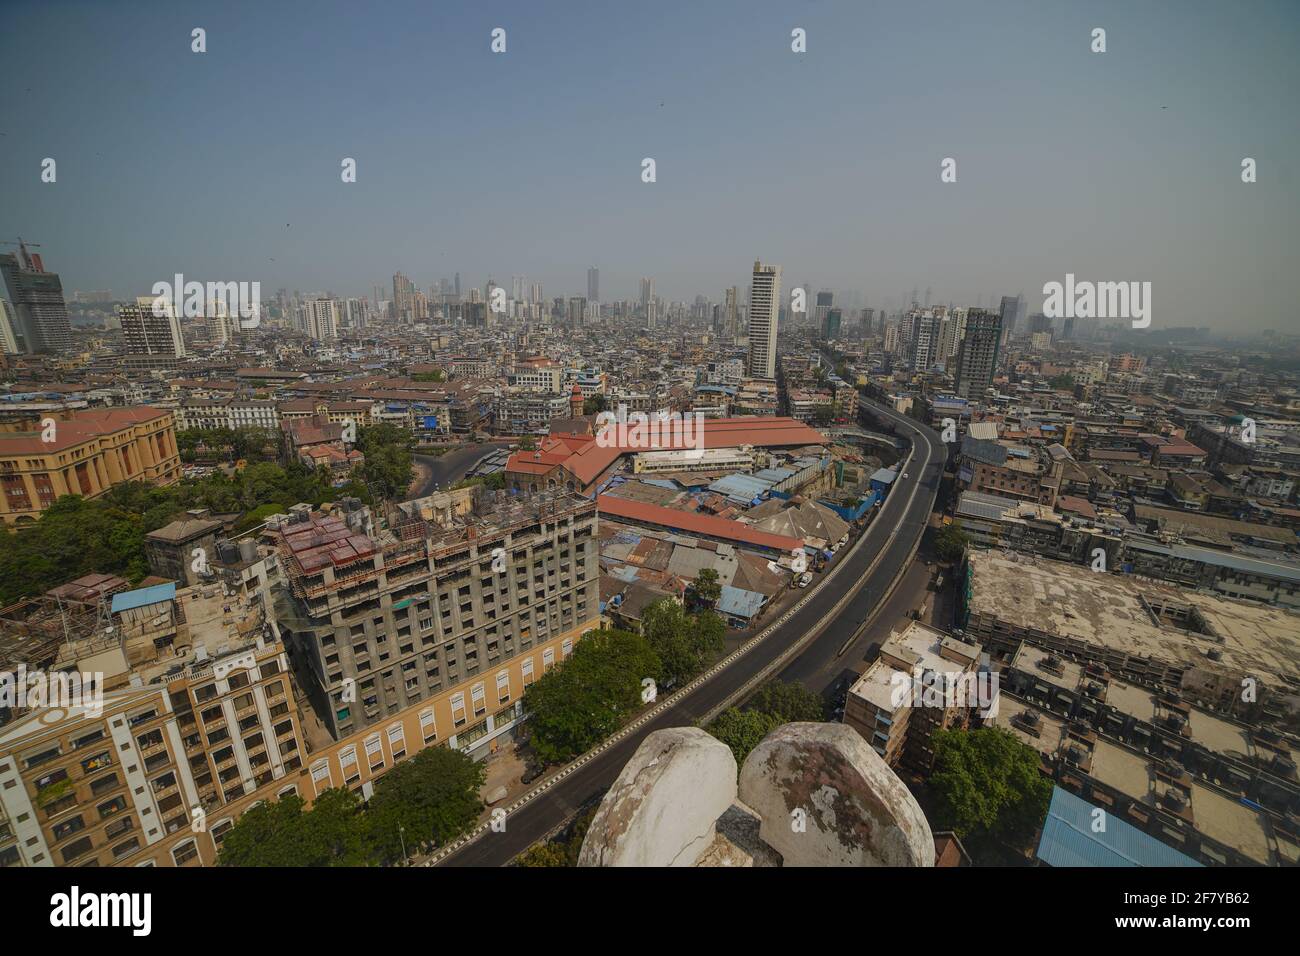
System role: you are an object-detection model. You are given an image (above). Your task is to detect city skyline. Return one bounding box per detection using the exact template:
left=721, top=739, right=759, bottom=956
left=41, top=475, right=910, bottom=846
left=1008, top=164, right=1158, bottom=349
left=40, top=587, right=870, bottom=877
left=3, top=0, right=1298, bottom=330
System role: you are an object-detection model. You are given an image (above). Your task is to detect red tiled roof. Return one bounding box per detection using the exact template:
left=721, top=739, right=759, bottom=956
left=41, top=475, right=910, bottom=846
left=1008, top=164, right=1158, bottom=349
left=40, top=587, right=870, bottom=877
left=507, top=416, right=826, bottom=487
left=0, top=406, right=172, bottom=454
left=597, top=495, right=804, bottom=553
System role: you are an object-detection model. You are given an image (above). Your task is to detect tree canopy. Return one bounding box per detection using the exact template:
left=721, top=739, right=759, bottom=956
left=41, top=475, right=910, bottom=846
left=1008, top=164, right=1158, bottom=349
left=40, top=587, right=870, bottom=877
left=639, top=599, right=726, bottom=687
left=0, top=458, right=374, bottom=606
left=523, top=628, right=661, bottom=765
left=934, top=521, right=970, bottom=565
left=928, top=727, right=1052, bottom=849
left=705, top=680, right=827, bottom=766
left=217, top=746, right=484, bottom=866
left=687, top=568, right=722, bottom=609
left=354, top=422, right=415, bottom=500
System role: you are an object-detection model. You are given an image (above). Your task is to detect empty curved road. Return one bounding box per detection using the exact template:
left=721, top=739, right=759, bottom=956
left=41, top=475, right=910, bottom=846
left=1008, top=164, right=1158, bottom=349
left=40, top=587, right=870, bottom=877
left=437, top=400, right=944, bottom=866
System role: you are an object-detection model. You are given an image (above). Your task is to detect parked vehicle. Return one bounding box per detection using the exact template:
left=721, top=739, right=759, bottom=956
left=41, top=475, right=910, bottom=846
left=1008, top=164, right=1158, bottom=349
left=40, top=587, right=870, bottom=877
left=797, top=571, right=813, bottom=588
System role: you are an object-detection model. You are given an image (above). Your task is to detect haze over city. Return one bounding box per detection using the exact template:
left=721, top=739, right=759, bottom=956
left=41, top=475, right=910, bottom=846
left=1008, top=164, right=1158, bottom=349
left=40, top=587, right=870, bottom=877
left=2, top=0, right=1299, bottom=921
left=3, top=0, right=1298, bottom=330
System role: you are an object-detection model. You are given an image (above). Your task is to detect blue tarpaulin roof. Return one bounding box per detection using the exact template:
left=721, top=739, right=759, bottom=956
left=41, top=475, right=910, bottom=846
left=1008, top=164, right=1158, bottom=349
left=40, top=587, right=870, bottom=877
left=715, top=584, right=766, bottom=620
left=1036, top=787, right=1203, bottom=867
left=111, top=582, right=177, bottom=614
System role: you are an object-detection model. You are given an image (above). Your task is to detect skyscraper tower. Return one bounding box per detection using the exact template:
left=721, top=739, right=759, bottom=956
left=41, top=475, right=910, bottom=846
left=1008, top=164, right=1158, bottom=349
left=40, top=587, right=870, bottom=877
left=724, top=286, right=739, bottom=339
left=587, top=267, right=599, bottom=304
left=746, top=260, right=781, bottom=379
left=954, top=309, right=1002, bottom=401
left=998, top=295, right=1018, bottom=331
left=0, top=240, right=72, bottom=354
left=822, top=307, right=842, bottom=340
left=392, top=272, right=416, bottom=322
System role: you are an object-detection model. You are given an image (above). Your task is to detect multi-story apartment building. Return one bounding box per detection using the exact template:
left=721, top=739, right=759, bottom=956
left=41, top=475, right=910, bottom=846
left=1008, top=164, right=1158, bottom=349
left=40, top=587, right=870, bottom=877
left=494, top=390, right=571, bottom=434
left=0, top=407, right=181, bottom=526
left=843, top=622, right=983, bottom=772
left=269, top=489, right=600, bottom=745
left=1, top=491, right=606, bottom=867
left=953, top=308, right=1002, bottom=400
left=0, top=570, right=306, bottom=868
left=118, top=295, right=187, bottom=370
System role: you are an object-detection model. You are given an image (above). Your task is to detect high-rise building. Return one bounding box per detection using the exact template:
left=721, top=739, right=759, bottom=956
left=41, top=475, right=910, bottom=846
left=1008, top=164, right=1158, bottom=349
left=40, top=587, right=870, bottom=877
left=299, top=297, right=340, bottom=341
left=118, top=295, right=186, bottom=362
left=0, top=241, right=72, bottom=354
left=953, top=309, right=1002, bottom=401
left=392, top=272, right=416, bottom=322
left=860, top=308, right=875, bottom=336
left=908, top=309, right=943, bottom=371
left=567, top=296, right=587, bottom=328
left=341, top=297, right=368, bottom=330
left=724, top=286, right=739, bottom=339
left=814, top=291, right=833, bottom=334
left=0, top=298, right=21, bottom=354
left=587, top=267, right=599, bottom=305
left=747, top=260, right=781, bottom=379
left=998, top=295, right=1018, bottom=334
left=822, top=307, right=842, bottom=340
left=269, top=491, right=601, bottom=740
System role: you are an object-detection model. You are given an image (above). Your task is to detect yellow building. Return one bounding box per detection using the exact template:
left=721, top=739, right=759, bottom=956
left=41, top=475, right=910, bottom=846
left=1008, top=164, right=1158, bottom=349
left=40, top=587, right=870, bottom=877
left=0, top=407, right=181, bottom=525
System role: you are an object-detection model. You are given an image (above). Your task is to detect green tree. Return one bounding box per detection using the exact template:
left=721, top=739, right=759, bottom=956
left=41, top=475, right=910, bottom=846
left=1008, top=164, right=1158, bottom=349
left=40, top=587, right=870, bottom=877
left=706, top=707, right=782, bottom=766
left=582, top=395, right=607, bottom=416
left=523, top=628, right=661, bottom=765
left=934, top=522, right=970, bottom=564
left=217, top=790, right=371, bottom=866
left=640, top=599, right=726, bottom=687
left=747, top=680, right=827, bottom=722
left=364, top=746, right=485, bottom=861
left=355, top=423, right=415, bottom=500
left=929, top=727, right=1052, bottom=849
left=687, top=568, right=722, bottom=609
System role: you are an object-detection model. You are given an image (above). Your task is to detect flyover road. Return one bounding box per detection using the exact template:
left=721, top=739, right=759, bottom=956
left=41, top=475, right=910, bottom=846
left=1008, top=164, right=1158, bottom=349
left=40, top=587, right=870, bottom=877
left=435, top=401, right=944, bottom=866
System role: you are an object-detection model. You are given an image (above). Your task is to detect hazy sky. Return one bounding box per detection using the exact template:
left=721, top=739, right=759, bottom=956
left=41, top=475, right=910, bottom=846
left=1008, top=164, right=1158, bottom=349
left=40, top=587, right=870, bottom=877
left=3, top=0, right=1298, bottom=330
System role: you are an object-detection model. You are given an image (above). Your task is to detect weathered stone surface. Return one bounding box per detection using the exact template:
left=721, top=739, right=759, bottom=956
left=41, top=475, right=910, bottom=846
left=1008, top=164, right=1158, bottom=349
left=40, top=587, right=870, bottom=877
left=738, top=722, right=935, bottom=867
left=577, top=727, right=738, bottom=867
left=693, top=802, right=782, bottom=867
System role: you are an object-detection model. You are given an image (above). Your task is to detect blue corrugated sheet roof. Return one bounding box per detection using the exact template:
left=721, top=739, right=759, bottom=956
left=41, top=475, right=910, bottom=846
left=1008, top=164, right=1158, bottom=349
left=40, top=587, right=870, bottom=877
left=1036, top=787, right=1203, bottom=867
left=111, top=582, right=177, bottom=614
left=715, top=585, right=766, bottom=620
left=708, top=474, right=773, bottom=504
